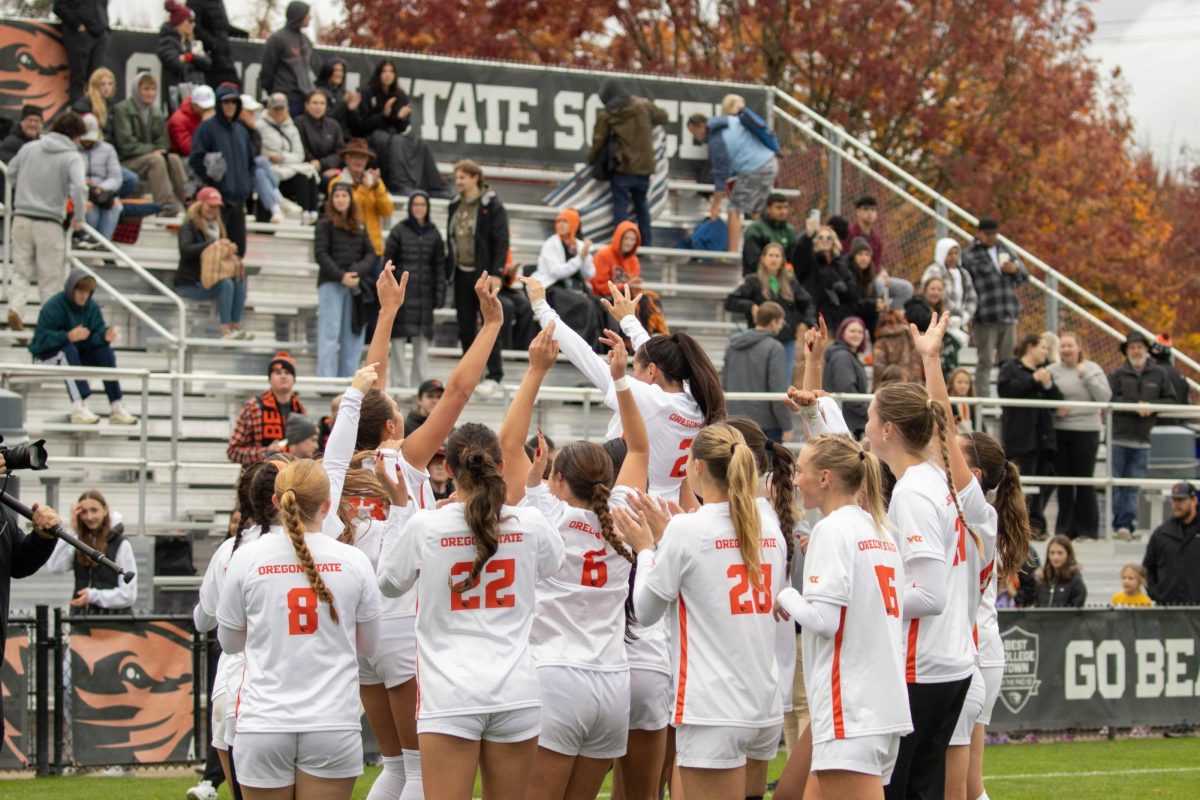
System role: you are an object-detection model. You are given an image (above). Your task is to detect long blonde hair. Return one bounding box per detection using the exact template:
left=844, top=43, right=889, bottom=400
left=691, top=423, right=763, bottom=586
left=757, top=243, right=794, bottom=302
left=803, top=435, right=889, bottom=535
left=187, top=200, right=228, bottom=239
left=275, top=460, right=338, bottom=623
left=84, top=68, right=115, bottom=130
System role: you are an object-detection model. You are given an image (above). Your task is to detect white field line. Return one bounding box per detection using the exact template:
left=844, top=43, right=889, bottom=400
left=986, top=766, right=1200, bottom=781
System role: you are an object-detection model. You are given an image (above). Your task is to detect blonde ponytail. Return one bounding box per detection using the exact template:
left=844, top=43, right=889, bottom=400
left=691, top=424, right=764, bottom=586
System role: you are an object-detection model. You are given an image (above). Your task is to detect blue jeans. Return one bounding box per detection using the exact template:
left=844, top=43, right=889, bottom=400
left=611, top=172, right=652, bottom=246
left=317, top=281, right=365, bottom=377
left=34, top=341, right=121, bottom=403
left=782, top=339, right=797, bottom=377
left=253, top=155, right=280, bottom=209
left=86, top=203, right=121, bottom=240
left=177, top=279, right=247, bottom=326
left=1111, top=443, right=1150, bottom=532
left=118, top=167, right=139, bottom=198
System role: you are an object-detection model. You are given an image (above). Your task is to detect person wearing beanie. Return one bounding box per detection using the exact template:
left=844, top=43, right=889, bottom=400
left=190, top=83, right=255, bottom=255
left=846, top=235, right=887, bottom=335
left=283, top=413, right=319, bottom=458
left=315, top=182, right=375, bottom=377
left=167, top=84, right=216, bottom=156
left=227, top=351, right=307, bottom=466
left=1107, top=330, right=1178, bottom=539
left=52, top=0, right=111, bottom=103
left=157, top=1, right=211, bottom=112
left=261, top=1, right=317, bottom=116
left=0, top=105, right=43, bottom=164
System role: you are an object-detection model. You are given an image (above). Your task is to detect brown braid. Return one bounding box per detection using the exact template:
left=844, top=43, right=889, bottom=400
left=279, top=487, right=339, bottom=624
left=445, top=424, right=506, bottom=593
left=590, top=482, right=634, bottom=563
left=335, top=451, right=391, bottom=545
left=929, top=400, right=981, bottom=552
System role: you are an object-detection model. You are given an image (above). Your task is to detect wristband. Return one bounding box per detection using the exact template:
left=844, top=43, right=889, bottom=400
left=613, top=376, right=630, bottom=392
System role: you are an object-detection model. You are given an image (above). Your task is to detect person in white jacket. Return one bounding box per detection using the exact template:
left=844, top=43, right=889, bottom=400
left=259, top=92, right=320, bottom=221
left=530, top=208, right=602, bottom=342
left=921, top=237, right=977, bottom=342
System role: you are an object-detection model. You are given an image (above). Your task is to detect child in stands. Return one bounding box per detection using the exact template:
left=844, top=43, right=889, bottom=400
left=1111, top=563, right=1152, bottom=607
left=947, top=367, right=976, bottom=433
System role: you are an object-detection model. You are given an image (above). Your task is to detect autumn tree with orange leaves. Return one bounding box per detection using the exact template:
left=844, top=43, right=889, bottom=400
left=329, top=0, right=1193, bottom=358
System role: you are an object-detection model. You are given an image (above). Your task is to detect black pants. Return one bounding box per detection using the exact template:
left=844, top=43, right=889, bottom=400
left=453, top=269, right=533, bottom=382
left=546, top=284, right=602, bottom=345
left=280, top=174, right=319, bottom=212
left=220, top=202, right=247, bottom=259
left=1012, top=450, right=1053, bottom=534
left=64, top=28, right=108, bottom=102
left=1054, top=429, right=1101, bottom=539
left=885, top=677, right=971, bottom=800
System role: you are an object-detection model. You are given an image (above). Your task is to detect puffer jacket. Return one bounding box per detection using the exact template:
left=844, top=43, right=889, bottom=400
left=296, top=112, right=344, bottom=172
left=315, top=217, right=375, bottom=286
left=156, top=23, right=211, bottom=94
left=383, top=193, right=446, bottom=339
left=790, top=234, right=856, bottom=330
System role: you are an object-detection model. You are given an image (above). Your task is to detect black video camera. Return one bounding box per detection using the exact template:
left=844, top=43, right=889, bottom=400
left=0, top=433, right=48, bottom=472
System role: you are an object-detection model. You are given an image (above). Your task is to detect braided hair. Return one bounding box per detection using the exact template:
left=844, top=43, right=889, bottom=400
left=274, top=459, right=338, bottom=624
left=553, top=441, right=633, bottom=563
left=445, top=424, right=508, bottom=593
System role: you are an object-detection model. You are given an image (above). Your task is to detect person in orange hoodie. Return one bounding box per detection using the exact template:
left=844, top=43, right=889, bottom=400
left=590, top=220, right=668, bottom=335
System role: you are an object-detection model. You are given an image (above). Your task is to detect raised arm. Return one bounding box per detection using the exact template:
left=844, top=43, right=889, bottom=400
left=912, top=311, right=972, bottom=492
left=402, top=274, right=503, bottom=469
left=606, top=331, right=649, bottom=491
left=603, top=282, right=653, bottom=351
left=364, top=261, right=409, bottom=390
left=801, top=315, right=829, bottom=392
left=498, top=324, right=559, bottom=504
left=524, top=275, right=613, bottom=393
left=320, top=365, right=376, bottom=533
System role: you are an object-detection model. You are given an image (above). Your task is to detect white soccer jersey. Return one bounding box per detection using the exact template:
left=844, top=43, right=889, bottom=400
left=801, top=505, right=912, bottom=743
left=641, top=502, right=788, bottom=727
left=524, top=484, right=633, bottom=670
left=195, top=526, right=264, bottom=701
left=217, top=532, right=382, bottom=732
left=377, top=503, right=565, bottom=718
left=959, top=479, right=1004, bottom=668
left=888, top=461, right=976, bottom=683
left=958, top=480, right=998, bottom=648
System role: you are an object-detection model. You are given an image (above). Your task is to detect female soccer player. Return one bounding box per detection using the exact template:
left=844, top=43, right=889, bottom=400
left=497, top=324, right=650, bottom=799
left=623, top=423, right=787, bottom=800
left=376, top=423, right=565, bottom=800
left=865, top=315, right=979, bottom=800
left=775, top=433, right=912, bottom=800
left=524, top=276, right=725, bottom=501
left=216, top=459, right=384, bottom=799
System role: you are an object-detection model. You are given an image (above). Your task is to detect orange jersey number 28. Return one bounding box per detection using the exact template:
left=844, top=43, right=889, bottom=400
left=728, top=563, right=773, bottom=615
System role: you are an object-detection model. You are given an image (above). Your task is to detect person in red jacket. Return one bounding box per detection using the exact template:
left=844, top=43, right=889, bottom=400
left=167, top=84, right=215, bottom=156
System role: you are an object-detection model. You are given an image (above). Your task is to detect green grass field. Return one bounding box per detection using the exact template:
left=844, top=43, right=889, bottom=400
left=1, top=738, right=1196, bottom=799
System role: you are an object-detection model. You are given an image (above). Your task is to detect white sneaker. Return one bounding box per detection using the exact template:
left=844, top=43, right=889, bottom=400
left=186, top=780, right=219, bottom=800
left=1113, top=527, right=1132, bottom=541
left=69, top=407, right=101, bottom=424
left=279, top=198, right=303, bottom=217
left=269, top=208, right=285, bottom=224
left=301, top=210, right=319, bottom=225
left=234, top=328, right=255, bottom=340
left=109, top=409, right=138, bottom=425
left=474, top=379, right=500, bottom=399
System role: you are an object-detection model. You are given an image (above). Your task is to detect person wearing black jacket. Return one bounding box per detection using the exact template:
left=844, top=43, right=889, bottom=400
left=315, top=183, right=375, bottom=378
left=447, top=160, right=525, bottom=395
left=998, top=334, right=1063, bottom=534
left=0, top=106, right=42, bottom=164
left=790, top=223, right=856, bottom=332
left=0, top=462, right=58, bottom=733
left=384, top=190, right=445, bottom=388
left=260, top=1, right=317, bottom=116
left=822, top=316, right=870, bottom=437
left=1036, top=536, right=1087, bottom=607
left=187, top=0, right=247, bottom=87
left=724, top=242, right=814, bottom=373
left=316, top=57, right=361, bottom=138
left=52, top=0, right=109, bottom=102
left=157, top=2, right=212, bottom=112
left=295, top=90, right=345, bottom=181
left=1143, top=482, right=1200, bottom=605
left=190, top=84, right=255, bottom=257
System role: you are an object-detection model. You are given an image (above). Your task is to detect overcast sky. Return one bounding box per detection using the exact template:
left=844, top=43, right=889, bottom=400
left=109, top=0, right=1197, bottom=170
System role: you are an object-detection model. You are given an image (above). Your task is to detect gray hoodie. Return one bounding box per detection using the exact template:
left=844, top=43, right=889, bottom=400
left=722, top=328, right=792, bottom=433
left=261, top=1, right=316, bottom=101
left=9, top=131, right=86, bottom=224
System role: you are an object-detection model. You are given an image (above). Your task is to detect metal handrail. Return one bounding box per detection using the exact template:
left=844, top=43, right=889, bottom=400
left=771, top=87, right=1200, bottom=382
left=67, top=256, right=176, bottom=344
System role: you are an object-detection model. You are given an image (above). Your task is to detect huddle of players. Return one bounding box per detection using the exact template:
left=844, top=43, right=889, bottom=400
left=192, top=264, right=1032, bottom=800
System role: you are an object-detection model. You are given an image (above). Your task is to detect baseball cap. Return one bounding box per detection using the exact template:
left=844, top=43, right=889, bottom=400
left=240, top=94, right=262, bottom=112
left=79, top=113, right=100, bottom=143
left=195, top=186, right=224, bottom=207
left=285, top=414, right=318, bottom=444
left=268, top=92, right=289, bottom=109
left=191, top=85, right=216, bottom=110
left=1170, top=481, right=1196, bottom=499
left=418, top=379, right=444, bottom=397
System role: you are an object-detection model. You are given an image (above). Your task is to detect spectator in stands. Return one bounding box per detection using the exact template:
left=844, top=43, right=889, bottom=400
left=841, top=196, right=913, bottom=309
left=259, top=92, right=320, bottom=222
left=72, top=68, right=117, bottom=141
left=329, top=138, right=394, bottom=263
left=428, top=447, right=454, bottom=501
left=297, top=90, right=345, bottom=183
left=531, top=208, right=602, bottom=343
left=404, top=379, right=443, bottom=436
left=175, top=187, right=248, bottom=339
left=0, top=105, right=42, bottom=164
left=52, top=0, right=110, bottom=102
left=359, top=60, right=448, bottom=197
left=921, top=236, right=976, bottom=332
left=1049, top=331, right=1111, bottom=540
left=1150, top=333, right=1191, bottom=426
left=167, top=84, right=215, bottom=157
left=28, top=268, right=138, bottom=425
left=316, top=56, right=361, bottom=135
left=1035, top=536, right=1087, bottom=607
left=947, top=367, right=977, bottom=432
left=589, top=78, right=668, bottom=246
left=1143, top=481, right=1200, bottom=605
left=847, top=235, right=886, bottom=335
left=871, top=308, right=922, bottom=388
left=227, top=351, right=307, bottom=466
left=190, top=84, right=255, bottom=256
left=1109, top=330, right=1177, bottom=540
left=45, top=490, right=136, bottom=611
left=315, top=183, right=375, bottom=377
left=823, top=316, right=869, bottom=438
left=722, top=302, right=793, bottom=443
left=589, top=220, right=667, bottom=336
left=740, top=193, right=797, bottom=276
left=998, top=333, right=1062, bottom=535
left=962, top=217, right=1029, bottom=397
left=792, top=222, right=855, bottom=331
left=724, top=242, right=814, bottom=371
left=237, top=94, right=292, bottom=224
left=357, top=59, right=410, bottom=137
left=1110, top=564, right=1152, bottom=607
left=77, top=113, right=123, bottom=244
left=284, top=414, right=320, bottom=459
left=907, top=277, right=959, bottom=373
left=686, top=103, right=778, bottom=252
left=157, top=1, right=211, bottom=112
left=113, top=74, right=188, bottom=216
left=447, top=159, right=514, bottom=396
left=187, top=0, right=247, bottom=88
left=5, top=111, right=87, bottom=339
left=260, top=0, right=317, bottom=117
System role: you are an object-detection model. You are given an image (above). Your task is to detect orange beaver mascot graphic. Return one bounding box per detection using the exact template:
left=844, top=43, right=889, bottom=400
left=0, top=20, right=70, bottom=121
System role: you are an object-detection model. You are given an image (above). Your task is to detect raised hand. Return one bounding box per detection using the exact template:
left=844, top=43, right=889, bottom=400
left=613, top=506, right=655, bottom=555
left=519, top=275, right=546, bottom=305
left=376, top=260, right=409, bottom=312
left=910, top=310, right=949, bottom=361
left=804, top=314, right=829, bottom=359
left=374, top=454, right=409, bottom=506
left=600, top=281, right=643, bottom=321
left=526, top=430, right=550, bottom=488
left=528, top=324, right=560, bottom=372
left=477, top=272, right=503, bottom=325
left=351, top=362, right=378, bottom=394
left=628, top=490, right=672, bottom=545
left=783, top=386, right=819, bottom=413
left=601, top=329, right=628, bottom=381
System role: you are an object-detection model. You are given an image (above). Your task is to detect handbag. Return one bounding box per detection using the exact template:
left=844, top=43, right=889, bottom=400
left=591, top=132, right=619, bottom=182
left=200, top=240, right=244, bottom=289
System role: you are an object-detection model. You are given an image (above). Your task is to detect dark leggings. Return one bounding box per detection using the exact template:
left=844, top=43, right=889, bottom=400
left=885, top=677, right=971, bottom=800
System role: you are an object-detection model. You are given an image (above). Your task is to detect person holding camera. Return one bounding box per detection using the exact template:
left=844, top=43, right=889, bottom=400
left=29, top=269, right=138, bottom=426
left=77, top=113, right=122, bottom=245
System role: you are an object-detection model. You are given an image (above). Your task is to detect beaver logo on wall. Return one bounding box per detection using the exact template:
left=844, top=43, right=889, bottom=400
left=1, top=632, right=32, bottom=768
left=0, top=20, right=69, bottom=121
left=69, top=620, right=193, bottom=765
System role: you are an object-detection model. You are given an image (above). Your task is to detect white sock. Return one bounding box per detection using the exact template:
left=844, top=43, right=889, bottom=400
left=366, top=753, right=406, bottom=800
left=72, top=399, right=86, bottom=411
left=110, top=400, right=124, bottom=414
left=397, top=749, right=423, bottom=800
left=976, top=792, right=990, bottom=800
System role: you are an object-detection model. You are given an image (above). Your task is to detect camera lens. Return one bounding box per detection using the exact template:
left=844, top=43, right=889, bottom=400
left=1, top=439, right=48, bottom=471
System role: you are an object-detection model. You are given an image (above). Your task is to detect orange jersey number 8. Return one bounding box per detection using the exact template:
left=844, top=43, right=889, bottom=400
left=287, top=587, right=319, bottom=635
